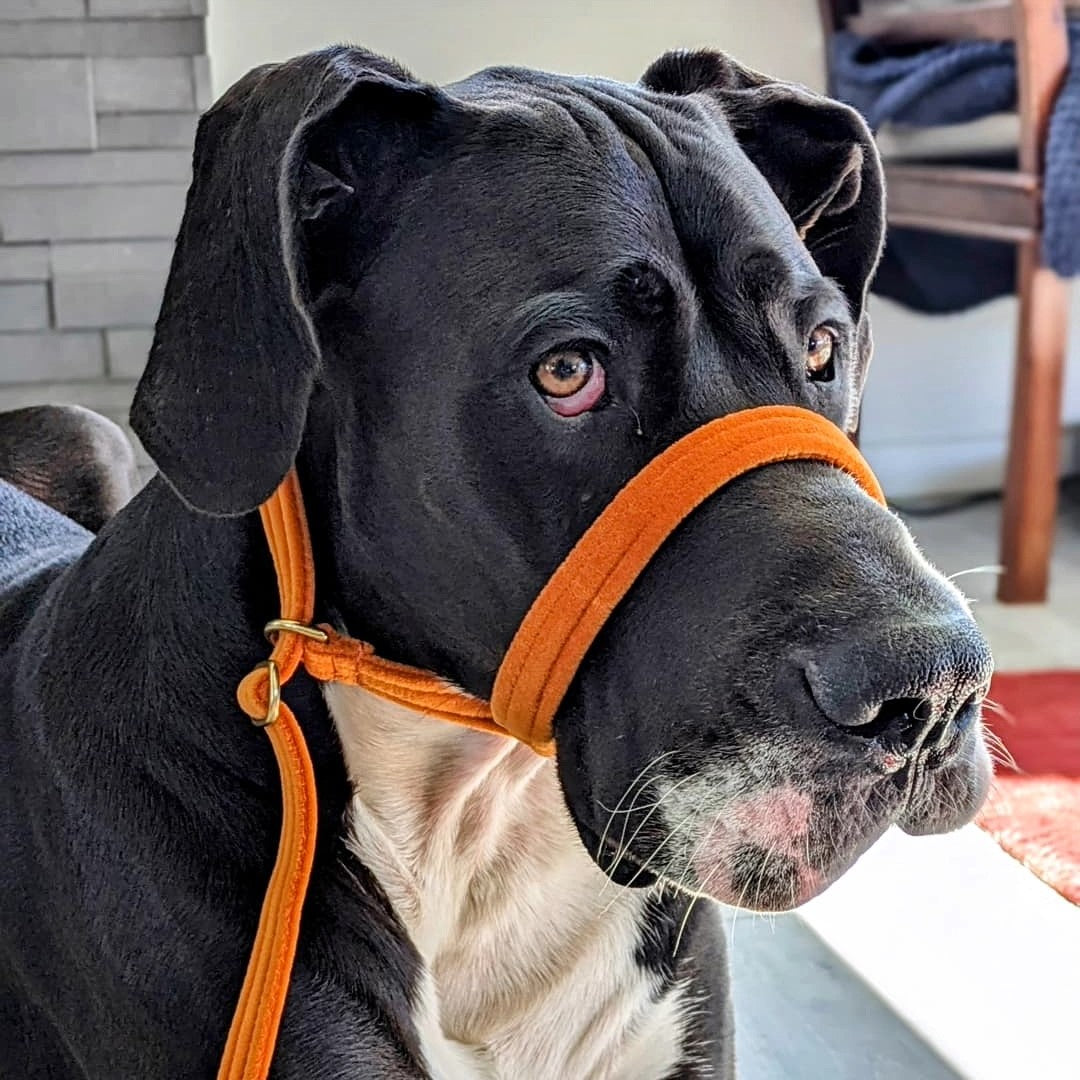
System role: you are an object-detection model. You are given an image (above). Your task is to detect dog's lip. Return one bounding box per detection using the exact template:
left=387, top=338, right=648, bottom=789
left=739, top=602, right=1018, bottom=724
left=893, top=732, right=992, bottom=834
left=576, top=814, right=660, bottom=887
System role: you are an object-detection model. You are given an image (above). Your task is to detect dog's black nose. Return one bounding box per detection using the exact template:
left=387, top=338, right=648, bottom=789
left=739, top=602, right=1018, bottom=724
left=802, top=617, right=993, bottom=758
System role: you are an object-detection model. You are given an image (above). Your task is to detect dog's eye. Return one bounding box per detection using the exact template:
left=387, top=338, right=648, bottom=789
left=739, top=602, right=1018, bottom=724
left=805, top=326, right=836, bottom=383
left=533, top=348, right=607, bottom=417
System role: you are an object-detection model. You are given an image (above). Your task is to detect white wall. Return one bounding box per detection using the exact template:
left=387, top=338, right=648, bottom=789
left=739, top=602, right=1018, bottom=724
left=207, top=0, right=1080, bottom=498
left=863, top=292, right=1080, bottom=497
left=208, top=0, right=826, bottom=97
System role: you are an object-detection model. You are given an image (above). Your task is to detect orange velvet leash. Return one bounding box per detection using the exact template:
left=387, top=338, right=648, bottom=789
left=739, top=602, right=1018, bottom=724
left=223, top=404, right=884, bottom=1078
left=226, top=473, right=320, bottom=1080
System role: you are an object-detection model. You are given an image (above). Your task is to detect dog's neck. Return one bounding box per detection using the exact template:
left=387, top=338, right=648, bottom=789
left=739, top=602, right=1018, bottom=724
left=326, top=682, right=694, bottom=1078
left=37, top=476, right=350, bottom=865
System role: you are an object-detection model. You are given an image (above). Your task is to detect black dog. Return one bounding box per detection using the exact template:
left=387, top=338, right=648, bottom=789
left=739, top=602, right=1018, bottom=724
left=0, top=46, right=993, bottom=1078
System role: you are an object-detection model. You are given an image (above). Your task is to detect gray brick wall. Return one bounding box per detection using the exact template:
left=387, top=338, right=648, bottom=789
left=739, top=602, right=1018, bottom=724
left=0, top=0, right=205, bottom=475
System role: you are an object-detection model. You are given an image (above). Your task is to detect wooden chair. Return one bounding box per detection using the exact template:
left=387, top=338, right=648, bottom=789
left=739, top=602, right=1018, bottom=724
left=818, top=0, right=1072, bottom=602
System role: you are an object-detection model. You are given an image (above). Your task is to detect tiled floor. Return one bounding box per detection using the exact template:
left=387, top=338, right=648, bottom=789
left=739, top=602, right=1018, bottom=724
left=733, top=490, right=1080, bottom=1080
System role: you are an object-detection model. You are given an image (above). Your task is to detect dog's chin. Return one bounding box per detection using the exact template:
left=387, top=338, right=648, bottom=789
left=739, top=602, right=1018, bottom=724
left=648, top=735, right=991, bottom=913
left=685, top=849, right=833, bottom=913
left=571, top=729, right=994, bottom=912
left=678, top=798, right=888, bottom=913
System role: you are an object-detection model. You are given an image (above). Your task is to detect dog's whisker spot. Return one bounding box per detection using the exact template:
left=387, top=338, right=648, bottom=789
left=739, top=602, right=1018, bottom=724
left=609, top=397, right=645, bottom=437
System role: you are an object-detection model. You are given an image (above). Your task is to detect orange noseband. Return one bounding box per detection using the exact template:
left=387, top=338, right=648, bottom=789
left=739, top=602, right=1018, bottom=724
left=492, top=405, right=885, bottom=752
left=222, top=404, right=885, bottom=1079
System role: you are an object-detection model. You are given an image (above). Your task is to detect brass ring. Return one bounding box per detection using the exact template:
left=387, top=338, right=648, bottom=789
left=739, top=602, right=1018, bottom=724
left=252, top=660, right=281, bottom=727
left=263, top=619, right=329, bottom=644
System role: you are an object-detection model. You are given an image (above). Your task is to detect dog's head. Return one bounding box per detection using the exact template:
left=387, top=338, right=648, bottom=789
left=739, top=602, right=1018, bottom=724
left=133, top=46, right=993, bottom=912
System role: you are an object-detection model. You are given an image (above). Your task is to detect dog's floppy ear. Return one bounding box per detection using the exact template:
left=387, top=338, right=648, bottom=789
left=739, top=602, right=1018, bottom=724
left=642, top=50, right=885, bottom=408
left=131, top=47, right=440, bottom=516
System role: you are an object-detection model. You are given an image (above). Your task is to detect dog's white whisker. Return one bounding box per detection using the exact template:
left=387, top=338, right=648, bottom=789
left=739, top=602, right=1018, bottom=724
left=602, top=773, right=699, bottom=888
left=947, top=564, right=1004, bottom=581
left=600, top=807, right=700, bottom=916
left=595, top=751, right=678, bottom=832
left=599, top=772, right=676, bottom=898
left=673, top=893, right=703, bottom=961
left=726, top=862, right=759, bottom=955
left=602, top=773, right=666, bottom=881
left=749, top=844, right=774, bottom=912
left=594, top=750, right=680, bottom=868
left=982, top=727, right=1019, bottom=773
left=669, top=805, right=724, bottom=901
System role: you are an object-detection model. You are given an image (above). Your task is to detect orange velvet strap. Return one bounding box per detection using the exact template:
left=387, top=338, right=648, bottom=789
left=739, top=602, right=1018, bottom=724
left=301, top=630, right=499, bottom=735
left=223, top=404, right=884, bottom=1079
left=226, top=472, right=320, bottom=1080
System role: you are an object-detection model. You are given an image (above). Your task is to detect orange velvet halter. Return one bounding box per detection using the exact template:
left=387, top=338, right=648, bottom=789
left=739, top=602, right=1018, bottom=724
left=223, top=404, right=885, bottom=1079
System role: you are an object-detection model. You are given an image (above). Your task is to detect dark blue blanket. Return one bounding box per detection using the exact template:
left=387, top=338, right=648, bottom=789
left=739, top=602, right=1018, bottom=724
left=0, top=479, right=90, bottom=652
left=831, top=31, right=1017, bottom=129
left=830, top=21, right=1080, bottom=311
left=1044, top=21, right=1080, bottom=276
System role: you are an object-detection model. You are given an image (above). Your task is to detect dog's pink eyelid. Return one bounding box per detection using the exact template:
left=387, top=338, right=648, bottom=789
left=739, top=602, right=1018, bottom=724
left=545, top=361, right=607, bottom=417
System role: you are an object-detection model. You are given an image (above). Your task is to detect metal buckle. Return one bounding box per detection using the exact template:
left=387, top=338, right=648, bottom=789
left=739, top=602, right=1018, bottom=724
left=263, top=619, right=329, bottom=644
left=251, top=659, right=281, bottom=728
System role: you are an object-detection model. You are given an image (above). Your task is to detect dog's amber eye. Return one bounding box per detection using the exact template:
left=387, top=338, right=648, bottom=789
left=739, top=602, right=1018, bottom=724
left=535, top=350, right=592, bottom=396
left=533, top=348, right=607, bottom=417
left=805, top=325, right=836, bottom=382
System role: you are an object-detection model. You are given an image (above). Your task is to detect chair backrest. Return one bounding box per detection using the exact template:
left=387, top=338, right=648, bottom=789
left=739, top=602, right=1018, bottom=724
left=817, top=0, right=1069, bottom=175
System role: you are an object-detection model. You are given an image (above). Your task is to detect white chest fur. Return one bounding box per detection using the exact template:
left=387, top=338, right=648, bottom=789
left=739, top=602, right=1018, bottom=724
left=325, top=683, right=697, bottom=1079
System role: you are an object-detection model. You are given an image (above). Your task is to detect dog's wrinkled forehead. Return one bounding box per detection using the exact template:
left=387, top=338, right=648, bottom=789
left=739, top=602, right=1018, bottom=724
left=442, top=54, right=877, bottom=316
left=443, top=67, right=818, bottom=288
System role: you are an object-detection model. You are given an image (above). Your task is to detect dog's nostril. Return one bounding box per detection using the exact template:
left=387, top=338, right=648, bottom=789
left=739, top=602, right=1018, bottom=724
left=845, top=696, right=927, bottom=746
left=799, top=624, right=992, bottom=759
left=922, top=694, right=982, bottom=769
left=953, top=691, right=982, bottom=732
left=845, top=697, right=979, bottom=762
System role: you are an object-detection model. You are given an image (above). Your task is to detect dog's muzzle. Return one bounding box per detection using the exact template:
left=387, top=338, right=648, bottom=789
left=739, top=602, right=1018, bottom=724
left=223, top=404, right=884, bottom=1080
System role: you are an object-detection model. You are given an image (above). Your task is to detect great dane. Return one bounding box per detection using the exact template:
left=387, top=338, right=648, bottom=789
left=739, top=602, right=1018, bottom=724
left=0, top=46, right=993, bottom=1078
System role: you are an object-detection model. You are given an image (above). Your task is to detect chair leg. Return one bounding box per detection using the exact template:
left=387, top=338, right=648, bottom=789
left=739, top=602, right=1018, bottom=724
left=997, top=238, right=1070, bottom=603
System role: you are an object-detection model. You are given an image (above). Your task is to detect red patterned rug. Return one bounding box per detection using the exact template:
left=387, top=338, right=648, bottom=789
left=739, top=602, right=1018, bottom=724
left=977, top=671, right=1080, bottom=906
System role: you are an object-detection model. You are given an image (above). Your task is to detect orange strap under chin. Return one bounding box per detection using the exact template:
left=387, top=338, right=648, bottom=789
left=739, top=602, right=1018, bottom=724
left=223, top=404, right=885, bottom=1079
